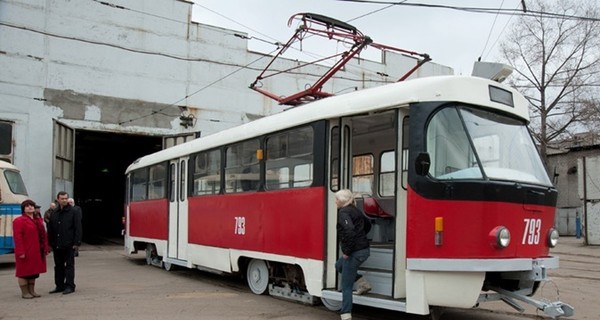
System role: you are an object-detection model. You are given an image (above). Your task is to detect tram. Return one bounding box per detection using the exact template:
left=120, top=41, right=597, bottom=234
left=124, top=75, right=573, bottom=318
left=0, top=160, right=29, bottom=255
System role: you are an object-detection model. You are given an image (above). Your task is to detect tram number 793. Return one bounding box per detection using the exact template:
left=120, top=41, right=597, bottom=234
left=522, top=218, right=541, bottom=245
left=235, top=216, right=246, bottom=235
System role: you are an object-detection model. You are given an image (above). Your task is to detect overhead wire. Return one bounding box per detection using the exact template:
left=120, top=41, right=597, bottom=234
left=480, top=3, right=520, bottom=61
left=118, top=47, right=281, bottom=125
left=194, top=2, right=410, bottom=85
left=13, top=0, right=596, bottom=124
left=479, top=0, right=506, bottom=61
left=337, top=0, right=600, bottom=22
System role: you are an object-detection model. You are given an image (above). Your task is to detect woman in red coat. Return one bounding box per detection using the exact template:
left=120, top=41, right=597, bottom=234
left=13, top=199, right=48, bottom=298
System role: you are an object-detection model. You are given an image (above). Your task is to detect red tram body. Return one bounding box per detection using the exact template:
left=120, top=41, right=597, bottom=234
left=125, top=76, right=572, bottom=318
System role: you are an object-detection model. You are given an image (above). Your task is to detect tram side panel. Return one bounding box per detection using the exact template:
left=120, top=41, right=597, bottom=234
left=0, top=204, right=21, bottom=255
left=186, top=188, right=326, bottom=275
left=126, top=199, right=169, bottom=256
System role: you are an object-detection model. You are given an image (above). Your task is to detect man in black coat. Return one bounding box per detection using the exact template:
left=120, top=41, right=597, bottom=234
left=47, top=191, right=82, bottom=295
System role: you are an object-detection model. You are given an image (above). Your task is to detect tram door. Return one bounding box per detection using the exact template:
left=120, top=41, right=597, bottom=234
left=167, top=157, right=189, bottom=262
left=340, top=111, right=400, bottom=296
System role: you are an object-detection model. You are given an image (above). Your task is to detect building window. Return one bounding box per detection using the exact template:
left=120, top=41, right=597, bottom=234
left=0, top=121, right=12, bottom=163
left=54, top=122, right=73, bottom=181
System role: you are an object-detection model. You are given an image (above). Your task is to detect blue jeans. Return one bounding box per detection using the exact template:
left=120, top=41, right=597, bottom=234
left=335, top=248, right=370, bottom=314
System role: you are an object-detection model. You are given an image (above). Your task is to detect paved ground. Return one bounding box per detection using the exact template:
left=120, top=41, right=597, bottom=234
left=0, top=236, right=597, bottom=320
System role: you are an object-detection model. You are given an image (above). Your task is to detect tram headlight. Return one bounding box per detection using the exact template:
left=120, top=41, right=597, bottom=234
left=547, top=228, right=559, bottom=248
left=490, top=226, right=511, bottom=249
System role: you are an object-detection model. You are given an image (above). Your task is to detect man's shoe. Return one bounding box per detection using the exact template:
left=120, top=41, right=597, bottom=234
left=62, top=288, right=74, bottom=295
left=49, top=288, right=64, bottom=294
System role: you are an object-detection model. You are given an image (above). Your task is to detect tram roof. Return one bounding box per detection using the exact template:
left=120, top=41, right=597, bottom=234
left=126, top=75, right=529, bottom=172
left=0, top=160, right=19, bottom=171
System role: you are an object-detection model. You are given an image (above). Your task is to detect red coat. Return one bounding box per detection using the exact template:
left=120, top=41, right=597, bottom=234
left=13, top=214, right=48, bottom=277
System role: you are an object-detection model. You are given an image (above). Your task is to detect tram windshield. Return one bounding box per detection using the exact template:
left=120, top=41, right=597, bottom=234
left=426, top=105, right=552, bottom=186
left=4, top=169, right=28, bottom=195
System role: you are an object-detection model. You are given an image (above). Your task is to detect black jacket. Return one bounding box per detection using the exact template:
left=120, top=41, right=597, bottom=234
left=337, top=205, right=370, bottom=255
left=47, top=205, right=83, bottom=249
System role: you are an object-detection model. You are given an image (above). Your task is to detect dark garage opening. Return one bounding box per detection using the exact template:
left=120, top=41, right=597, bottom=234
left=74, top=130, right=162, bottom=244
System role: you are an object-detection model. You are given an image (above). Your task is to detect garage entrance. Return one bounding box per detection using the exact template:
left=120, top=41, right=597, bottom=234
left=74, top=130, right=162, bottom=244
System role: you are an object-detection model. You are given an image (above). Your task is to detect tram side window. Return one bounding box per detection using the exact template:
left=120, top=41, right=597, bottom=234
left=148, top=163, right=166, bottom=199
left=131, top=169, right=148, bottom=201
left=352, top=154, right=373, bottom=195
left=192, top=149, right=221, bottom=195
left=266, top=126, right=314, bottom=189
left=379, top=151, right=395, bottom=197
left=226, top=139, right=260, bottom=193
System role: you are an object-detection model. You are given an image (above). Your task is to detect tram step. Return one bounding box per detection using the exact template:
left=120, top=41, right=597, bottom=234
left=321, top=289, right=407, bottom=312
left=361, top=246, right=393, bottom=271
left=357, top=269, right=392, bottom=296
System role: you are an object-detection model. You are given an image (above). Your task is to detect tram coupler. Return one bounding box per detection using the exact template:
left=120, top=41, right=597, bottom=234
left=482, top=286, right=574, bottom=319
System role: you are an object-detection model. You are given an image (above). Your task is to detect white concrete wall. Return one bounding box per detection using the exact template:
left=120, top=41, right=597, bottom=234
left=0, top=0, right=452, bottom=203
left=578, top=156, right=600, bottom=201
left=586, top=202, right=600, bottom=245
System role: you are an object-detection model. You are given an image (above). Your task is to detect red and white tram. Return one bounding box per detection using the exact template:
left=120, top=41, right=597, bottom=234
left=124, top=75, right=573, bottom=318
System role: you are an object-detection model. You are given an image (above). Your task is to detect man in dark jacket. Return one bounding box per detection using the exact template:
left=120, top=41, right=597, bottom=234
left=47, top=191, right=82, bottom=295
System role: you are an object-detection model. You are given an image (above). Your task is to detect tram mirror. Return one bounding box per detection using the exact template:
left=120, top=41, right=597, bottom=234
left=415, top=152, right=431, bottom=176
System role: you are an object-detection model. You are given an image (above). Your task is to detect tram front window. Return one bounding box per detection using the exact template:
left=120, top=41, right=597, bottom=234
left=427, top=106, right=551, bottom=186
left=4, top=170, right=28, bottom=195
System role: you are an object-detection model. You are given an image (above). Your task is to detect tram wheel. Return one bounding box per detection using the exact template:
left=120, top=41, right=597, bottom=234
left=321, top=297, right=342, bottom=311
left=246, top=259, right=269, bottom=295
left=163, top=261, right=176, bottom=271
left=145, top=244, right=156, bottom=265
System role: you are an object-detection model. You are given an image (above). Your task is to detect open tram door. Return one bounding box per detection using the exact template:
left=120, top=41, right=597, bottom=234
left=323, top=109, right=410, bottom=311
left=165, top=157, right=190, bottom=270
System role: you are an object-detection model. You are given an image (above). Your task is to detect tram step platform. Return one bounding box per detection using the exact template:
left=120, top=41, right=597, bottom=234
left=361, top=246, right=393, bottom=271
left=357, top=269, right=392, bottom=296
left=321, top=289, right=407, bottom=312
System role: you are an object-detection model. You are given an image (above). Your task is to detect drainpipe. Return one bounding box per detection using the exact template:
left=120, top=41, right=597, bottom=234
left=582, top=156, right=588, bottom=245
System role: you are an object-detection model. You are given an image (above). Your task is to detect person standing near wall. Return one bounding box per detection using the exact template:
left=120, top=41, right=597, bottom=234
left=43, top=202, right=56, bottom=225
left=13, top=199, right=48, bottom=299
left=47, top=191, right=82, bottom=295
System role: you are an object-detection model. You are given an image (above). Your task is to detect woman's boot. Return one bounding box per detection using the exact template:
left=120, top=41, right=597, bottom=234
left=20, top=285, right=34, bottom=299
left=28, top=279, right=41, bottom=297
left=18, top=278, right=34, bottom=299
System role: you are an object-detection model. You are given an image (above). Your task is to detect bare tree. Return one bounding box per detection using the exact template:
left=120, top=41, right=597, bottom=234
left=500, top=0, right=600, bottom=166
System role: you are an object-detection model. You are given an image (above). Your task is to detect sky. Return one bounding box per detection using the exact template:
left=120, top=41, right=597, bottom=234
left=191, top=0, right=524, bottom=75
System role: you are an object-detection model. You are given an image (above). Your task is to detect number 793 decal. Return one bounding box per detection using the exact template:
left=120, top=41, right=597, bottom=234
left=234, top=216, right=246, bottom=235
left=522, top=218, right=541, bottom=245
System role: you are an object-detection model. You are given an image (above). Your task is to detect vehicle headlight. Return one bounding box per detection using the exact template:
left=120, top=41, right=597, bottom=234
left=547, top=228, right=559, bottom=248
left=490, top=226, right=510, bottom=248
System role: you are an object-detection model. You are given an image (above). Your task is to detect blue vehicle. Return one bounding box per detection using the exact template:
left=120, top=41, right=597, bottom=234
left=0, top=160, right=29, bottom=255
